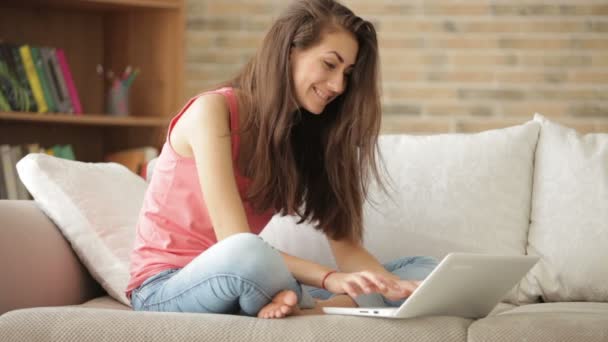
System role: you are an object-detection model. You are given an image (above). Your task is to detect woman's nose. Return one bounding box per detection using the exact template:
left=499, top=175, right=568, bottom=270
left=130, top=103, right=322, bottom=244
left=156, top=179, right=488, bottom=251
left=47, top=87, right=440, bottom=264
left=327, top=73, right=345, bottom=94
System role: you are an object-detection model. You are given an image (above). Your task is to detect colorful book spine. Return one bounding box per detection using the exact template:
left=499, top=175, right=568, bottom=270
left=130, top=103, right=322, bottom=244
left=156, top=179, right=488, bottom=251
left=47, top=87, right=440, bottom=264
left=51, top=144, right=76, bottom=160
left=0, top=144, right=18, bottom=200
left=19, top=45, right=48, bottom=113
left=8, top=44, right=37, bottom=112
left=0, top=43, right=17, bottom=111
left=0, top=44, right=30, bottom=111
left=0, top=146, right=6, bottom=199
left=0, top=90, right=10, bottom=111
left=38, top=47, right=63, bottom=113
left=55, top=49, right=82, bottom=115
left=10, top=145, right=30, bottom=199
left=30, top=47, right=58, bottom=113
left=40, top=47, right=68, bottom=113
left=44, top=47, right=73, bottom=114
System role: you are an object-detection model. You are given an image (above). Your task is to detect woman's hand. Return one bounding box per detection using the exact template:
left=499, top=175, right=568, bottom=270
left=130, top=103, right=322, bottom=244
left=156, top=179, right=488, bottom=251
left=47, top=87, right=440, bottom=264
left=323, top=271, right=422, bottom=301
left=382, top=279, right=422, bottom=301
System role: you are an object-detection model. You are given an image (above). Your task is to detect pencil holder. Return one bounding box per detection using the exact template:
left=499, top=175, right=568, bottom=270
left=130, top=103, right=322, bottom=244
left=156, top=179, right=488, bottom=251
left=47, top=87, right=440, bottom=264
left=106, top=82, right=130, bottom=116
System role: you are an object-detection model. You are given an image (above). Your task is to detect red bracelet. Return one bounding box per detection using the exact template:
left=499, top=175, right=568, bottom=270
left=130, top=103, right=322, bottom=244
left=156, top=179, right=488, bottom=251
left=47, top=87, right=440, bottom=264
left=321, top=270, right=337, bottom=290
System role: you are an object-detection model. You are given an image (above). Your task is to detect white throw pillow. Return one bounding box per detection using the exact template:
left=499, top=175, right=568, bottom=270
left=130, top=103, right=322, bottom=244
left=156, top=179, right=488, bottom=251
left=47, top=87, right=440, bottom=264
left=16, top=154, right=147, bottom=306
left=521, top=114, right=608, bottom=302
left=262, top=120, right=541, bottom=304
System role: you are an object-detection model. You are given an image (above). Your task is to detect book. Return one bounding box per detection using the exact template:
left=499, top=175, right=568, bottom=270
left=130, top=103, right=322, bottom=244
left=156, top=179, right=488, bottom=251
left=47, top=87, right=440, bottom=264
left=43, top=47, right=73, bottom=114
left=19, top=45, right=48, bottom=113
left=30, top=47, right=58, bottom=113
left=0, top=144, right=18, bottom=200
left=10, top=145, right=30, bottom=199
left=0, top=43, right=29, bottom=111
left=0, top=148, right=6, bottom=199
left=51, top=144, right=76, bottom=160
left=38, top=47, right=64, bottom=113
left=0, top=43, right=17, bottom=111
left=104, top=146, right=158, bottom=176
left=55, top=49, right=82, bottom=115
left=24, top=143, right=41, bottom=154
left=7, top=43, right=37, bottom=112
left=0, top=89, right=10, bottom=111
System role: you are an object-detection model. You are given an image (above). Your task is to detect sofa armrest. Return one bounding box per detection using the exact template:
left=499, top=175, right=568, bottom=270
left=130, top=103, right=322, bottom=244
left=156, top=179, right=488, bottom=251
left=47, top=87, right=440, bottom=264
left=0, top=200, right=104, bottom=315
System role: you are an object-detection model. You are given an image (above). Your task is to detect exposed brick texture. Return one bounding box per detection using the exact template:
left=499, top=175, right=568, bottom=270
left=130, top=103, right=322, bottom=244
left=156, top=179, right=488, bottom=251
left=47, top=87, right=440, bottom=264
left=185, top=0, right=608, bottom=133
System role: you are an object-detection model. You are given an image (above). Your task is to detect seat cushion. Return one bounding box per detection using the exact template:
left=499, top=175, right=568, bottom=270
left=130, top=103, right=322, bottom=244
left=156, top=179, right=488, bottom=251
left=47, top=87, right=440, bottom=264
left=0, top=307, right=471, bottom=342
left=469, top=302, right=608, bottom=342
left=497, top=302, right=608, bottom=316
left=80, top=296, right=131, bottom=311
left=79, top=296, right=517, bottom=317
left=487, top=302, right=517, bottom=316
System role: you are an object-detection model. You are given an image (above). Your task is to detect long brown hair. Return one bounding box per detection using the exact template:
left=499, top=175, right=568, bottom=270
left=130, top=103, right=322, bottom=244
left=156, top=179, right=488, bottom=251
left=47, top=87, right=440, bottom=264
left=226, top=0, right=385, bottom=243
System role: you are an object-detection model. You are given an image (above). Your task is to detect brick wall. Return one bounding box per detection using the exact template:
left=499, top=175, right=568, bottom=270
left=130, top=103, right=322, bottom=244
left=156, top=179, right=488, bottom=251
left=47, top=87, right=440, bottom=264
left=185, top=0, right=608, bottom=133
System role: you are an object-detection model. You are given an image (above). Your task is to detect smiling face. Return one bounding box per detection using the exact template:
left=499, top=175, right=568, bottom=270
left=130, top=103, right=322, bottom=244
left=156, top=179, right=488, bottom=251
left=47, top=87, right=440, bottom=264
left=290, top=28, right=359, bottom=114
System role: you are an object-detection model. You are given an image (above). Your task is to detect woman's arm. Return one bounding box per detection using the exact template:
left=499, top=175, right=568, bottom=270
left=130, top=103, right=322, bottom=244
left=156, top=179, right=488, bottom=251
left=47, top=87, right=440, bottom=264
left=328, top=238, right=397, bottom=280
left=279, top=251, right=335, bottom=288
left=182, top=94, right=252, bottom=241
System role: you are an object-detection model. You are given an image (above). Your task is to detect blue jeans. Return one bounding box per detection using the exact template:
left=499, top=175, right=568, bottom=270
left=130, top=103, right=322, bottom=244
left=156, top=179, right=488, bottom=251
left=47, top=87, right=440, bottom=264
left=131, top=233, right=438, bottom=315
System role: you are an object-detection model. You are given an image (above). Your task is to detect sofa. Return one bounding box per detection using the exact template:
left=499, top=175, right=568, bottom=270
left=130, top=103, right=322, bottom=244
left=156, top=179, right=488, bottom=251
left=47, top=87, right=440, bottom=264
left=1, top=114, right=607, bottom=342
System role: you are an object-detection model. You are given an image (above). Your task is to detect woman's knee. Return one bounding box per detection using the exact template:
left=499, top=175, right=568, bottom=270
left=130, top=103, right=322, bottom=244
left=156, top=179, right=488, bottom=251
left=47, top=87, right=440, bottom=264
left=217, top=233, right=286, bottom=276
left=388, top=255, right=439, bottom=268
left=411, top=255, right=440, bottom=267
left=220, top=233, right=276, bottom=259
left=220, top=232, right=264, bottom=249
left=387, top=255, right=440, bottom=281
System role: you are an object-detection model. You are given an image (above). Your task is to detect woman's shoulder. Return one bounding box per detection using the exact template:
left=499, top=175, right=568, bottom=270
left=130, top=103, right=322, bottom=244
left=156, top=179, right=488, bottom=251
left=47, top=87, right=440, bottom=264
left=170, top=92, right=232, bottom=158
left=181, top=92, right=231, bottom=130
left=190, top=91, right=230, bottom=116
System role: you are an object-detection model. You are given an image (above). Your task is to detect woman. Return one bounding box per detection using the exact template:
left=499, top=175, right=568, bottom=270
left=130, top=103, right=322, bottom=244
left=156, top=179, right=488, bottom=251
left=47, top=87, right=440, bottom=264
left=126, top=0, right=438, bottom=319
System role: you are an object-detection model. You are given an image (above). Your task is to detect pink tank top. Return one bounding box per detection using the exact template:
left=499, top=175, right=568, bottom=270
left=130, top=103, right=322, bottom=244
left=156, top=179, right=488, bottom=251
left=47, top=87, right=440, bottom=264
left=126, top=87, right=274, bottom=297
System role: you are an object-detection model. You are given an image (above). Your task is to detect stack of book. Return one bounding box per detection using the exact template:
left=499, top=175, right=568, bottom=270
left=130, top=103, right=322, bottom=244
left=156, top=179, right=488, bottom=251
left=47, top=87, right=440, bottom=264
left=0, top=42, right=82, bottom=114
left=0, top=143, right=75, bottom=200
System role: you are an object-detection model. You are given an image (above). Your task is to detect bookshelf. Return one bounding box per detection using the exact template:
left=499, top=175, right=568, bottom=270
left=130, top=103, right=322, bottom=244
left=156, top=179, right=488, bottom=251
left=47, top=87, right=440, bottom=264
left=0, top=0, right=184, bottom=161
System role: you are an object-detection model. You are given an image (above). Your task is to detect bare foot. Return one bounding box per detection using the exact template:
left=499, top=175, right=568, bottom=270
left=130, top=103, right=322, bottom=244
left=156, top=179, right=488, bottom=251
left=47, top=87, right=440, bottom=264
left=257, top=290, right=298, bottom=319
left=292, top=294, right=358, bottom=316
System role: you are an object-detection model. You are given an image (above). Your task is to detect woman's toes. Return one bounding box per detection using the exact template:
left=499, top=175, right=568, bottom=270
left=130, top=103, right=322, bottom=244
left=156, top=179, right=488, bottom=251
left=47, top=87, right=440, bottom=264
left=258, top=290, right=299, bottom=319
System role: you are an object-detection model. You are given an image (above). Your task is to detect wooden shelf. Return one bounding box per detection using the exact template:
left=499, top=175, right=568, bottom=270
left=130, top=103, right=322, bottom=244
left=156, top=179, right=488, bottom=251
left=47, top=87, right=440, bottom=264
left=0, top=0, right=184, bottom=161
left=0, top=112, right=169, bottom=127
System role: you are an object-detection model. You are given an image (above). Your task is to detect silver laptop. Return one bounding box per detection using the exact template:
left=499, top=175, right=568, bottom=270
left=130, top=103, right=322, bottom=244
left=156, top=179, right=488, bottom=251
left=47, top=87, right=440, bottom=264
left=322, top=253, right=539, bottom=319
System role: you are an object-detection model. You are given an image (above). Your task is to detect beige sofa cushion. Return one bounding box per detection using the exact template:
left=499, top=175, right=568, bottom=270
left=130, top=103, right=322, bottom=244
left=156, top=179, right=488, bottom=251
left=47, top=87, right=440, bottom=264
left=469, top=302, right=608, bottom=342
left=522, top=114, right=608, bottom=302
left=80, top=296, right=131, bottom=311
left=262, top=120, right=541, bottom=304
left=16, top=154, right=147, bottom=307
left=0, top=307, right=471, bottom=342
